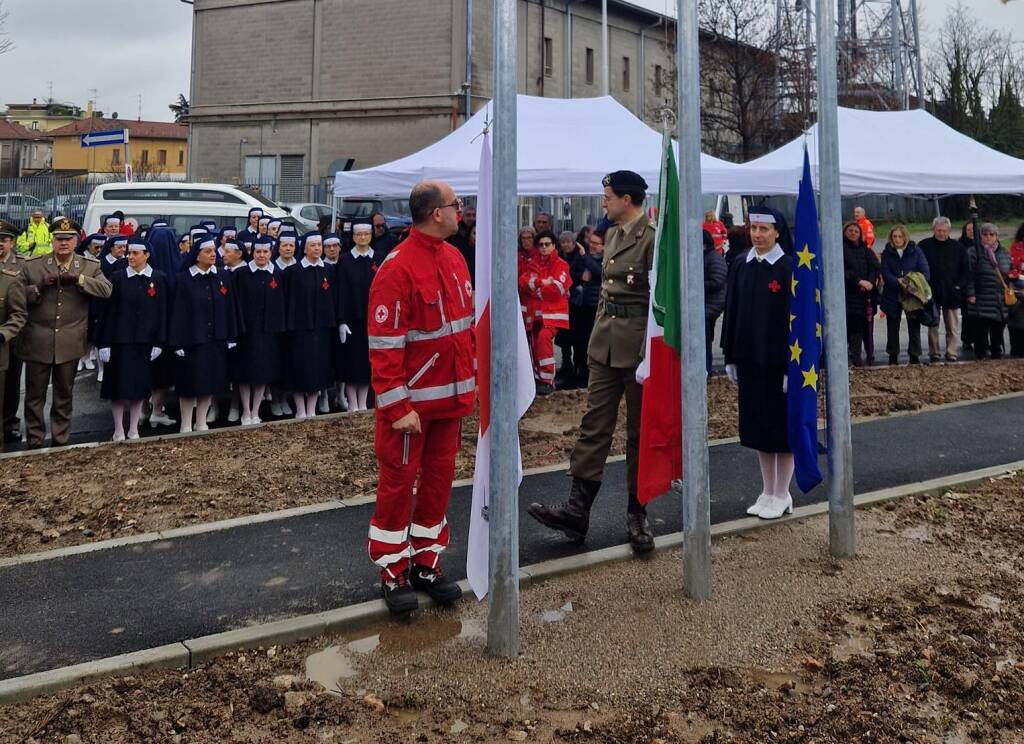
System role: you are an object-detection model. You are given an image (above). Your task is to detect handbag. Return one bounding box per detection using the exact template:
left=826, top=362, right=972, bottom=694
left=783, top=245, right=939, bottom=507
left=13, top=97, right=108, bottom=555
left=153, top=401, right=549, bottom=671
left=994, top=267, right=1018, bottom=307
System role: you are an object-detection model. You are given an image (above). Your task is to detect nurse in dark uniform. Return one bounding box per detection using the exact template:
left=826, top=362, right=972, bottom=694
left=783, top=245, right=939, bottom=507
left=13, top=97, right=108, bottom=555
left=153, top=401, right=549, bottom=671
left=144, top=224, right=182, bottom=428
left=721, top=206, right=795, bottom=520
left=283, top=231, right=337, bottom=419
left=96, top=238, right=170, bottom=441
left=234, top=237, right=286, bottom=425
left=321, top=233, right=343, bottom=412
left=336, top=223, right=379, bottom=411
left=221, top=239, right=248, bottom=423
left=168, top=236, right=242, bottom=433
left=268, top=234, right=298, bottom=417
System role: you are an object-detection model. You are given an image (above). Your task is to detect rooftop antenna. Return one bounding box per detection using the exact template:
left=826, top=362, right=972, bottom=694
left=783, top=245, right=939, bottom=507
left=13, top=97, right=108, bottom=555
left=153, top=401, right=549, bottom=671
left=47, top=81, right=53, bottom=103
left=137, top=93, right=143, bottom=121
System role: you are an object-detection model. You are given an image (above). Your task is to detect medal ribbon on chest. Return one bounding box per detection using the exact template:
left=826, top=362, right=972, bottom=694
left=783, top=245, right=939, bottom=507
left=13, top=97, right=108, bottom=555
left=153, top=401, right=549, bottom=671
left=219, top=282, right=228, bottom=296
left=768, top=279, right=781, bottom=293
left=322, top=277, right=330, bottom=291
left=269, top=277, right=278, bottom=289
left=147, top=281, right=157, bottom=297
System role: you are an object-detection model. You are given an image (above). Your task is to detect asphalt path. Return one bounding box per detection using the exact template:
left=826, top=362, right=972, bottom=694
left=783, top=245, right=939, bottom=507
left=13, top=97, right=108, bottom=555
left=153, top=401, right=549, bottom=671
left=1, top=396, right=1022, bottom=680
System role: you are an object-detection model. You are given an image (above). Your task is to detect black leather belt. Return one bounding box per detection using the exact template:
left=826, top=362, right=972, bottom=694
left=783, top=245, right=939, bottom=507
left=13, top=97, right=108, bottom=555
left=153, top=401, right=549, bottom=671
left=602, top=301, right=647, bottom=318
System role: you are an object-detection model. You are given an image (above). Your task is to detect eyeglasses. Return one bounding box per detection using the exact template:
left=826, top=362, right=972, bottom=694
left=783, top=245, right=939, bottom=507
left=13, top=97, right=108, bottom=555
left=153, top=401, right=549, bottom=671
left=437, top=199, right=464, bottom=213
left=537, top=240, right=555, bottom=247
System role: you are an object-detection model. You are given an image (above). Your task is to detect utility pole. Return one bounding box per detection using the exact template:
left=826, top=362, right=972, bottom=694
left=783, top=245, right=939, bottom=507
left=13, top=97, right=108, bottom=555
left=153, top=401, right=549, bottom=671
left=909, top=0, right=924, bottom=108
left=889, top=0, right=905, bottom=108
left=601, top=0, right=610, bottom=96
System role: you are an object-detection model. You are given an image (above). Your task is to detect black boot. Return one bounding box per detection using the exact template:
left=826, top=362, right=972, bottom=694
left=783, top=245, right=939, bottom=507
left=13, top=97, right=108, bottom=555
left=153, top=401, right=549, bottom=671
left=381, top=571, right=419, bottom=615
left=626, top=511, right=655, bottom=554
left=527, top=477, right=600, bottom=543
left=410, top=565, right=463, bottom=604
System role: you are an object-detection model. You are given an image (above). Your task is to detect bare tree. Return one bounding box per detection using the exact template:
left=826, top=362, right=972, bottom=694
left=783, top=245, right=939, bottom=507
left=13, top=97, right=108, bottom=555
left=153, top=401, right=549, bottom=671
left=0, top=2, right=14, bottom=56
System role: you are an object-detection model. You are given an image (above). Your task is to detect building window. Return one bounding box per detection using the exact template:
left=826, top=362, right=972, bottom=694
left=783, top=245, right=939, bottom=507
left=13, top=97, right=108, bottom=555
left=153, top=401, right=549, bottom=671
left=623, top=56, right=631, bottom=92
left=112, top=149, right=120, bottom=165
left=30, top=121, right=39, bottom=130
left=178, top=149, right=184, bottom=166
left=158, top=149, right=167, bottom=165
left=543, top=37, right=554, bottom=78
left=655, top=64, right=664, bottom=97
left=141, top=149, right=149, bottom=165
left=585, top=47, right=595, bottom=85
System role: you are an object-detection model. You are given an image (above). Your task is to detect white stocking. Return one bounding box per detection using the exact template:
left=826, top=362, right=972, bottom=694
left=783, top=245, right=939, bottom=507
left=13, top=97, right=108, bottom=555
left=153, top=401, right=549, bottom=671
left=196, top=395, right=213, bottom=426
left=252, top=384, right=266, bottom=418
left=757, top=451, right=776, bottom=497
left=305, top=392, right=319, bottom=416
left=344, top=383, right=359, bottom=412
left=128, top=400, right=144, bottom=437
left=774, top=453, right=795, bottom=498
left=356, top=384, right=370, bottom=411
left=111, top=401, right=126, bottom=439
left=239, top=384, right=253, bottom=420
left=292, top=394, right=307, bottom=419
left=179, top=396, right=196, bottom=432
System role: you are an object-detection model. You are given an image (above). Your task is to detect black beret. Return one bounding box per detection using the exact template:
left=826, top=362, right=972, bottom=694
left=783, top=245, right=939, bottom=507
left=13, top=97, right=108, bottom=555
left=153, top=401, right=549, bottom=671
left=602, top=170, right=648, bottom=191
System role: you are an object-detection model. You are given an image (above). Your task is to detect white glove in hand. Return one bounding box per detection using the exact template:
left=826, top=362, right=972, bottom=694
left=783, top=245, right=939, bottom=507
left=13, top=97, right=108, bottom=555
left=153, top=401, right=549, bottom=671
left=782, top=375, right=788, bottom=394
left=98, top=348, right=112, bottom=364
left=150, top=347, right=162, bottom=361
left=227, top=341, right=237, bottom=350
left=175, top=348, right=186, bottom=357
left=725, top=363, right=738, bottom=386
left=338, top=324, right=352, bottom=344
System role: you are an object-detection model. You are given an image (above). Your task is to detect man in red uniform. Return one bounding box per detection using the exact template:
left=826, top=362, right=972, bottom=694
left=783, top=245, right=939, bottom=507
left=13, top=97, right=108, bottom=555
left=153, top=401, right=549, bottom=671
left=702, top=210, right=728, bottom=255
left=853, top=206, right=876, bottom=249
left=366, top=179, right=476, bottom=615
left=520, top=230, right=572, bottom=395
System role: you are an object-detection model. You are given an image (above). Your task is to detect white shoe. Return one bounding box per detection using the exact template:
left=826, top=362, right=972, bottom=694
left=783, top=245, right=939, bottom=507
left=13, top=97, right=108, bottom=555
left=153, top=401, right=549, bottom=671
left=250, top=416, right=262, bottom=425
left=206, top=404, right=219, bottom=423
left=149, top=411, right=174, bottom=427
left=228, top=405, right=240, bottom=423
left=240, top=416, right=251, bottom=426
left=281, top=400, right=293, bottom=415
left=758, top=494, right=793, bottom=520
left=78, top=359, right=86, bottom=372
left=96, top=368, right=104, bottom=382
left=195, top=422, right=209, bottom=432
left=746, top=493, right=772, bottom=517
left=295, top=413, right=307, bottom=421
left=317, top=396, right=329, bottom=413
left=180, top=422, right=193, bottom=434
left=112, top=433, right=125, bottom=442
left=127, top=432, right=140, bottom=441
left=84, top=358, right=95, bottom=370
left=270, top=400, right=283, bottom=417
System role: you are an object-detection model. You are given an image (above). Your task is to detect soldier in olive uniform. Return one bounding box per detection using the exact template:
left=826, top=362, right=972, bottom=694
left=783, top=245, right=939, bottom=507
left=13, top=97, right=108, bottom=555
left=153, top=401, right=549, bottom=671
left=0, top=219, right=24, bottom=444
left=18, top=218, right=112, bottom=448
left=0, top=227, right=28, bottom=452
left=528, top=171, right=656, bottom=553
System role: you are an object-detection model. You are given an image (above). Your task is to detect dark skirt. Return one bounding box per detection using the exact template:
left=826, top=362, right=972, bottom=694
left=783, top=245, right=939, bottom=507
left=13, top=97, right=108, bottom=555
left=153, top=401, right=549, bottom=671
left=100, top=344, right=153, bottom=401
left=737, top=362, right=790, bottom=453
left=287, top=328, right=333, bottom=392
left=336, top=322, right=371, bottom=385
left=175, top=341, right=229, bottom=397
left=151, top=347, right=176, bottom=390
left=234, top=330, right=283, bottom=385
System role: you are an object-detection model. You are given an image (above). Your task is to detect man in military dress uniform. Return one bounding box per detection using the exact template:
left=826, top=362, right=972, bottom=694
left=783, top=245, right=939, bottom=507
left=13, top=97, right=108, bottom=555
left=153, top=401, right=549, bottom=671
left=0, top=219, right=24, bottom=443
left=0, top=220, right=27, bottom=452
left=528, top=171, right=656, bottom=553
left=18, top=218, right=112, bottom=448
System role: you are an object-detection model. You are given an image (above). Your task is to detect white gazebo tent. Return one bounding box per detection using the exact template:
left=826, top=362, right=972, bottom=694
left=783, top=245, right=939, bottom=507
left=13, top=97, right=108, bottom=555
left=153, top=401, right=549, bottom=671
left=735, top=106, right=1024, bottom=196
left=332, top=95, right=747, bottom=198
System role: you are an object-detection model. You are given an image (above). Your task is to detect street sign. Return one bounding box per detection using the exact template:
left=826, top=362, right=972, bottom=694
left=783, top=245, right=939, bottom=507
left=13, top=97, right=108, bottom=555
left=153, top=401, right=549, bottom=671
left=79, top=129, right=129, bottom=148
left=125, top=163, right=134, bottom=183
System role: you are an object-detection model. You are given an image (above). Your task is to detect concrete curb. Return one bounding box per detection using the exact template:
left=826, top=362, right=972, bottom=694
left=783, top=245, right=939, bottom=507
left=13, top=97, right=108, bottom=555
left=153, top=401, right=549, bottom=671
left=1, top=459, right=1020, bottom=705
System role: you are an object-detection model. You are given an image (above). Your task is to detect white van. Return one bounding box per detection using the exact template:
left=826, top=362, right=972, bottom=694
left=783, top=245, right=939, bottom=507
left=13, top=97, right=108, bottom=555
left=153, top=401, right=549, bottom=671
left=83, top=182, right=288, bottom=235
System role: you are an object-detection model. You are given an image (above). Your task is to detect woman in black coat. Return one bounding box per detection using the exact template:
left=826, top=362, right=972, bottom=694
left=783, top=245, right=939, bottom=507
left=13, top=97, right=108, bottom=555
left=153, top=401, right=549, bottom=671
left=96, top=238, right=170, bottom=441
left=335, top=224, right=379, bottom=411
left=879, top=224, right=930, bottom=365
left=284, top=231, right=338, bottom=419
left=168, top=236, right=242, bottom=433
left=143, top=226, right=182, bottom=428
left=233, top=238, right=286, bottom=425
left=842, top=221, right=879, bottom=366
left=964, top=223, right=1013, bottom=359
left=721, top=207, right=795, bottom=521
left=568, top=229, right=603, bottom=388
left=703, top=229, right=728, bottom=375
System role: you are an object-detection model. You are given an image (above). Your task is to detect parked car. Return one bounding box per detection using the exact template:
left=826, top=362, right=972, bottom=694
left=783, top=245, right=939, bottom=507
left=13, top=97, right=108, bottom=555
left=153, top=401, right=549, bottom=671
left=281, top=202, right=333, bottom=232
left=0, top=192, right=45, bottom=226
left=42, top=193, right=89, bottom=220
left=83, top=182, right=288, bottom=235
left=340, top=198, right=411, bottom=232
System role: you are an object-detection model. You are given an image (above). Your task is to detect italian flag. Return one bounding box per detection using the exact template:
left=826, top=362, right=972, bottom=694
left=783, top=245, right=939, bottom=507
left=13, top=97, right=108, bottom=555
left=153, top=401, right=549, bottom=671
left=635, top=136, right=682, bottom=505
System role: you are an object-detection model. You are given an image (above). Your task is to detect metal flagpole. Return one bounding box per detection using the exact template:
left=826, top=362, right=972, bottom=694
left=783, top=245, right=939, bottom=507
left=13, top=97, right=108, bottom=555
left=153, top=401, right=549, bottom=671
left=816, top=0, right=855, bottom=557
left=601, top=0, right=609, bottom=96
left=677, top=0, right=711, bottom=599
left=486, top=0, right=520, bottom=658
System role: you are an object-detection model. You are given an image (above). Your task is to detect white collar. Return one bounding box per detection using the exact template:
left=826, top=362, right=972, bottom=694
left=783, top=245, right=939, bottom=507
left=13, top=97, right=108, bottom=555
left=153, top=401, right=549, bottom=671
left=275, top=256, right=295, bottom=268
left=248, top=260, right=274, bottom=273
left=104, top=253, right=120, bottom=264
left=189, top=264, right=218, bottom=276
left=745, top=244, right=784, bottom=265
left=350, top=247, right=375, bottom=259
left=324, top=257, right=338, bottom=264
left=126, top=264, right=153, bottom=278
left=225, top=261, right=244, bottom=271
left=301, top=256, right=325, bottom=268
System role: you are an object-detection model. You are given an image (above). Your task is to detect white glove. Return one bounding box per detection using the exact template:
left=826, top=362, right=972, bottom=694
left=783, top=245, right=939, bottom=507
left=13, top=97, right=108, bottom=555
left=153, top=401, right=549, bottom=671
left=725, top=363, right=738, bottom=386
left=175, top=348, right=185, bottom=357
left=782, top=375, right=788, bottom=394
left=227, top=341, right=237, bottom=350
left=150, top=347, right=162, bottom=361
left=338, top=324, right=351, bottom=344
left=98, top=348, right=111, bottom=364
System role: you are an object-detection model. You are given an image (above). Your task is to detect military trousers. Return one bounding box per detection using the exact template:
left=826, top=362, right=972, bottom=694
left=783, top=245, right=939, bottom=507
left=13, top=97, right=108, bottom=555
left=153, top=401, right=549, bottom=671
left=568, top=357, right=644, bottom=512
left=2, top=351, right=20, bottom=434
left=24, top=359, right=77, bottom=447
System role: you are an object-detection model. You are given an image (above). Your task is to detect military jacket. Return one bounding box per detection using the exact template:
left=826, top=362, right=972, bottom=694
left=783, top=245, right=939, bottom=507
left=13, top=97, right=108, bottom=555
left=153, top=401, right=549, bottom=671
left=18, top=253, right=112, bottom=365
left=0, top=268, right=27, bottom=371
left=588, top=211, right=656, bottom=369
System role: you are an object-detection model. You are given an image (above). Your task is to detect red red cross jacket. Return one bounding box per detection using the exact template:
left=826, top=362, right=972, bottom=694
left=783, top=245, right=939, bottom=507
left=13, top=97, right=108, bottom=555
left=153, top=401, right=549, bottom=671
left=367, top=228, right=477, bottom=424
left=519, top=252, right=572, bottom=330
left=517, top=245, right=539, bottom=330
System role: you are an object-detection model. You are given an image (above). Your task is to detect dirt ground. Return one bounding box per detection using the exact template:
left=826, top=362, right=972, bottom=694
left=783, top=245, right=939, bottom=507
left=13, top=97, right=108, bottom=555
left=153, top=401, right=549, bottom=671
left=2, top=470, right=1022, bottom=743
left=1, top=360, right=1022, bottom=559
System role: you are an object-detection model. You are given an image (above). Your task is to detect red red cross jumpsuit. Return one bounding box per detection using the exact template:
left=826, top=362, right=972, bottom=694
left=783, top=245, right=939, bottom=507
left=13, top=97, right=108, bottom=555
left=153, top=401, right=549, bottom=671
left=366, top=228, right=476, bottom=580
left=519, top=252, right=572, bottom=384
left=518, top=245, right=538, bottom=334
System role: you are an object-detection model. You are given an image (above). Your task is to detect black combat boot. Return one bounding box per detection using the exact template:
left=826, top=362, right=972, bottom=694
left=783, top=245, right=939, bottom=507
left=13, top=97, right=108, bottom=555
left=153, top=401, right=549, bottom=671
left=527, top=477, right=601, bottom=543
left=626, top=511, right=655, bottom=554
left=381, top=571, right=419, bottom=615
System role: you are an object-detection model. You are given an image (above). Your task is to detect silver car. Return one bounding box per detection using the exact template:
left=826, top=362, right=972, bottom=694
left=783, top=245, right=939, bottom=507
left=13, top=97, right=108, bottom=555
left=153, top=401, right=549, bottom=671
left=282, top=202, right=334, bottom=232
left=0, top=192, right=45, bottom=226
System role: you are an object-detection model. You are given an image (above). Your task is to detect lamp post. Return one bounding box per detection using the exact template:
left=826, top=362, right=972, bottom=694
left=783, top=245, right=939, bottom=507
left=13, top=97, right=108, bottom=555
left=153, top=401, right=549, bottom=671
left=238, top=137, right=248, bottom=185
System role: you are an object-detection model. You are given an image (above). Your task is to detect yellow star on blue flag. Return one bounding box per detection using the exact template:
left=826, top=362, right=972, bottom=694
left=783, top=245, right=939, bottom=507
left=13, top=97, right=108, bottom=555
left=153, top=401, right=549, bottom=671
left=786, top=147, right=824, bottom=494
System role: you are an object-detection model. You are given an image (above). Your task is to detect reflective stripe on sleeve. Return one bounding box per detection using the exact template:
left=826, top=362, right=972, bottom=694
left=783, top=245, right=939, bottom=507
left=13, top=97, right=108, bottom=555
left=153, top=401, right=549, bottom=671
left=537, top=357, right=556, bottom=367
left=377, top=385, right=410, bottom=407
left=406, top=314, right=473, bottom=343
left=543, top=313, right=569, bottom=323
left=408, top=376, right=476, bottom=402
left=369, top=335, right=406, bottom=350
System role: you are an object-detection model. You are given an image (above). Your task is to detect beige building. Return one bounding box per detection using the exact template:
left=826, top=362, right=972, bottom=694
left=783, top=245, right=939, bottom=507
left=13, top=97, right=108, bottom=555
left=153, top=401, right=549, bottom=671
left=0, top=120, right=52, bottom=177
left=187, top=0, right=696, bottom=198
left=4, top=100, right=99, bottom=134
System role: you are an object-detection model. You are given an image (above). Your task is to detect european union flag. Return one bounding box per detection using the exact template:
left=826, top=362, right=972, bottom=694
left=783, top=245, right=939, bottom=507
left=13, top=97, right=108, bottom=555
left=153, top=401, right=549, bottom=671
left=787, top=147, right=824, bottom=494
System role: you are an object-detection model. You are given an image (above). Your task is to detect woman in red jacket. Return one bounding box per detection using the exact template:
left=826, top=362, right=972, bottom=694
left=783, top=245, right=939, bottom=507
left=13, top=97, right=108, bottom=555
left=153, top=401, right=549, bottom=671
left=520, top=230, right=572, bottom=395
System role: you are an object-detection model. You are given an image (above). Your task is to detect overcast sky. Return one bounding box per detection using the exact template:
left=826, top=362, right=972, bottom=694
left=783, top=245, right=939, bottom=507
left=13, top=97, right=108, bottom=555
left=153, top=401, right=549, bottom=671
left=1, top=0, right=1021, bottom=124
